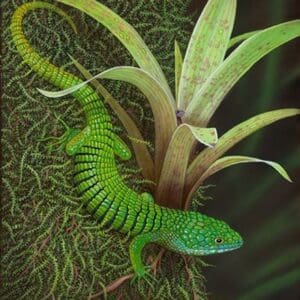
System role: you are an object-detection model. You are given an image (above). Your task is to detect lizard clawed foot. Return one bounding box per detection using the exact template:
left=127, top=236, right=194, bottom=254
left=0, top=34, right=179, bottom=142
left=38, top=115, right=80, bottom=153
left=129, top=232, right=161, bottom=288
left=130, top=265, right=157, bottom=289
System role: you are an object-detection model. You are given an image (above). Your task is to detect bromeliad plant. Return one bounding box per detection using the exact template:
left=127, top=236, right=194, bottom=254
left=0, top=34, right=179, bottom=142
left=43, top=0, right=300, bottom=210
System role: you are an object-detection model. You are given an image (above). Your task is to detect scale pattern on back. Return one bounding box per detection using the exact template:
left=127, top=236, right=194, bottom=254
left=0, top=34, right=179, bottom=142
left=11, top=1, right=165, bottom=236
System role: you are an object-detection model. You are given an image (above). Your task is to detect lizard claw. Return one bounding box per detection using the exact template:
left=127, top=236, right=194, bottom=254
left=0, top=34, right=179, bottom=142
left=38, top=128, right=79, bottom=153
left=37, top=113, right=80, bottom=153
left=130, top=265, right=157, bottom=289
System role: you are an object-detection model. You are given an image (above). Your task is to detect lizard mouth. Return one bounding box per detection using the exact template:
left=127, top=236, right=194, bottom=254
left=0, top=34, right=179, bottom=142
left=215, top=241, right=243, bottom=253
left=216, top=239, right=244, bottom=254
left=185, top=239, right=243, bottom=256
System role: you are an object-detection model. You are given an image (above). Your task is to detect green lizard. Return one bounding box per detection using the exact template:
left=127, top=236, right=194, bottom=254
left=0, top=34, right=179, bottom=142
left=11, top=1, right=243, bottom=280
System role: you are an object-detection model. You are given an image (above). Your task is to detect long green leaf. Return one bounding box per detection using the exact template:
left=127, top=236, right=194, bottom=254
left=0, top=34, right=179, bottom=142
left=227, top=30, right=261, bottom=49
left=185, top=108, right=300, bottom=198
left=175, top=40, right=183, bottom=104
left=69, top=57, right=155, bottom=184
left=38, top=66, right=177, bottom=179
left=178, top=0, right=236, bottom=110
left=156, top=124, right=217, bottom=208
left=200, top=155, right=292, bottom=182
left=184, top=155, right=291, bottom=209
left=184, top=20, right=300, bottom=126
left=58, top=0, right=173, bottom=101
left=242, top=1, right=286, bottom=154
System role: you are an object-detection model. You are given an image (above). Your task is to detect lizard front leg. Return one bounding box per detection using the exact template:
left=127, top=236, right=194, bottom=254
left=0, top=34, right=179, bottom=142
left=129, top=231, right=160, bottom=280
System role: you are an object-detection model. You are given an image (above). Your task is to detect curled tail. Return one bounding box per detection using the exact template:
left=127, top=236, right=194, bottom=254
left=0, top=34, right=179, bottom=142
left=10, top=2, right=81, bottom=89
left=10, top=1, right=108, bottom=120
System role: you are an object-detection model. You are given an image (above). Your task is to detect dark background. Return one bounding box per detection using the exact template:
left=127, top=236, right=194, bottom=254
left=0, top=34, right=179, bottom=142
left=189, top=1, right=300, bottom=299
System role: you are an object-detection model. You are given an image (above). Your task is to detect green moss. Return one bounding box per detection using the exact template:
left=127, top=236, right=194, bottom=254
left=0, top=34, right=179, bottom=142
left=1, top=0, right=208, bottom=298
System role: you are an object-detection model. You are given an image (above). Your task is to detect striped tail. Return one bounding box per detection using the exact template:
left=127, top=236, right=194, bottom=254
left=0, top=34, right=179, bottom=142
left=10, top=1, right=164, bottom=236
left=10, top=1, right=107, bottom=122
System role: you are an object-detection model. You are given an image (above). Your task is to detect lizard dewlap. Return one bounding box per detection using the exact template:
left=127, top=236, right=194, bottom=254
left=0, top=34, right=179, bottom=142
left=11, top=1, right=243, bottom=280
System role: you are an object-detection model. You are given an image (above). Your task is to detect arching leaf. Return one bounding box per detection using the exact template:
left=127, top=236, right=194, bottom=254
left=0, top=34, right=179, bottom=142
left=228, top=30, right=261, bottom=49
left=69, top=57, right=155, bottom=183
left=58, top=0, right=173, bottom=100
left=38, top=66, right=177, bottom=180
left=200, top=155, right=292, bottom=182
left=185, top=20, right=300, bottom=126
left=178, top=0, right=236, bottom=110
left=174, top=40, right=183, bottom=104
left=185, top=108, right=300, bottom=199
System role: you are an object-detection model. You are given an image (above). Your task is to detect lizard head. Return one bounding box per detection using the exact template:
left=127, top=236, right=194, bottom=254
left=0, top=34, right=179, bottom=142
left=160, top=211, right=243, bottom=256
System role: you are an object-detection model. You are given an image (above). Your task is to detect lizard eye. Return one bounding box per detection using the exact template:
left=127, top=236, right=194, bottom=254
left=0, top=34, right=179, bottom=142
left=215, top=237, right=223, bottom=244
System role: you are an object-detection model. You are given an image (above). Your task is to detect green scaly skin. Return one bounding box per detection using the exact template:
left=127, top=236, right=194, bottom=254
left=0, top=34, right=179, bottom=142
left=11, top=1, right=243, bottom=279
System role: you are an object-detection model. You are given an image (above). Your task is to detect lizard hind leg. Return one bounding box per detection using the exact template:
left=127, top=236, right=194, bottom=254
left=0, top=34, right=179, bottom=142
left=37, top=115, right=77, bottom=153
left=38, top=114, right=91, bottom=156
